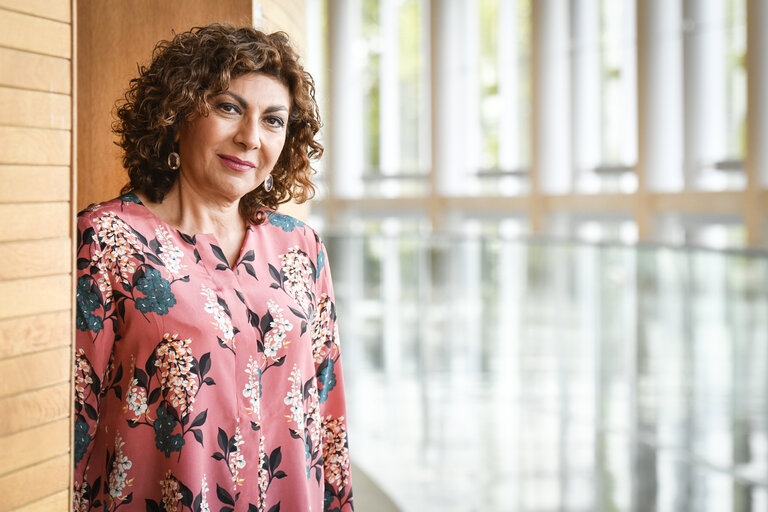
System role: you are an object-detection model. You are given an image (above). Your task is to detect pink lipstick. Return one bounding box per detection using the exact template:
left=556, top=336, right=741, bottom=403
left=218, top=154, right=255, bottom=172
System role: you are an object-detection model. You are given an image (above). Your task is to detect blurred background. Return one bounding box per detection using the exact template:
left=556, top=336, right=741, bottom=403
left=0, top=0, right=767, bottom=510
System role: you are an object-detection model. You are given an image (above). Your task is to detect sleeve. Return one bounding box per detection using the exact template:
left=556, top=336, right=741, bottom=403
left=73, top=212, right=118, bottom=495
left=311, top=236, right=354, bottom=511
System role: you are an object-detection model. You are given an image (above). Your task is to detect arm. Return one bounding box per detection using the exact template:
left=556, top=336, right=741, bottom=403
left=311, top=237, right=354, bottom=511
left=73, top=212, right=118, bottom=502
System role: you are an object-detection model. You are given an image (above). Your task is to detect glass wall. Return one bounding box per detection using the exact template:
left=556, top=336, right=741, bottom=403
left=328, top=234, right=768, bottom=511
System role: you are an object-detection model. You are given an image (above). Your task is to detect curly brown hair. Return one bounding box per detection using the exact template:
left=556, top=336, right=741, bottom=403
left=115, top=23, right=322, bottom=224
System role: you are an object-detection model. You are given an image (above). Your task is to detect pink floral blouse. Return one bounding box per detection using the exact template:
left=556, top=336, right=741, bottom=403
left=74, top=193, right=353, bottom=512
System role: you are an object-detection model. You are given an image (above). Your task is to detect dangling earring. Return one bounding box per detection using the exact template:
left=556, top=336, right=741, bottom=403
left=167, top=152, right=181, bottom=170
left=263, top=174, right=274, bottom=192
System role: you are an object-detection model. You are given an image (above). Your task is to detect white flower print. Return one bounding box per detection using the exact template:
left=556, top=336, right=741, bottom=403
left=155, top=225, right=186, bottom=278
left=279, top=246, right=313, bottom=311
left=154, top=333, right=199, bottom=416
left=284, top=364, right=305, bottom=431
left=74, top=348, right=93, bottom=408
left=201, top=285, right=235, bottom=347
left=200, top=474, right=210, bottom=512
left=264, top=299, right=293, bottom=358
left=73, top=478, right=90, bottom=512
left=123, top=357, right=148, bottom=418
left=228, top=424, right=246, bottom=487
left=243, top=356, right=262, bottom=418
left=107, top=433, right=133, bottom=503
left=91, top=212, right=144, bottom=286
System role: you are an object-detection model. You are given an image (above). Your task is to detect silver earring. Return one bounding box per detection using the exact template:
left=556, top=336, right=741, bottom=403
left=263, top=174, right=274, bottom=192
left=167, top=152, right=181, bottom=170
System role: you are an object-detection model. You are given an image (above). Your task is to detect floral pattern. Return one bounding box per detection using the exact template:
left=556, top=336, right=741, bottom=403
left=74, top=193, right=353, bottom=511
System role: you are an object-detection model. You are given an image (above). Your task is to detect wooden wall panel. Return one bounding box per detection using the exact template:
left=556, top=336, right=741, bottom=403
left=0, top=126, right=70, bottom=165
left=0, top=166, right=70, bottom=203
left=0, top=454, right=69, bottom=510
left=0, top=347, right=70, bottom=397
left=0, top=48, right=70, bottom=94
left=0, top=2, right=73, bottom=509
left=0, top=88, right=71, bottom=130
left=0, top=311, right=71, bottom=359
left=0, top=9, right=70, bottom=58
left=0, top=418, right=69, bottom=477
left=0, top=238, right=72, bottom=279
left=0, top=383, right=70, bottom=437
left=11, top=490, right=69, bottom=512
left=0, top=0, right=70, bottom=21
left=0, top=203, right=70, bottom=241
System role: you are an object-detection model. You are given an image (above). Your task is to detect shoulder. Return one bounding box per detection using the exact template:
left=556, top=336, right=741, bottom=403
left=257, top=208, right=326, bottom=255
left=76, top=192, right=148, bottom=232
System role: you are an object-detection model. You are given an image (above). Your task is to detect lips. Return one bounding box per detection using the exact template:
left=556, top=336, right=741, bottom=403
left=218, top=154, right=256, bottom=172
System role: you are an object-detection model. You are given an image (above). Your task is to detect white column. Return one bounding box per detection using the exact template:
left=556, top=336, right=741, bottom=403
left=637, top=0, right=684, bottom=192
left=682, top=0, right=727, bottom=187
left=570, top=0, right=601, bottom=191
left=328, top=0, right=364, bottom=198
left=431, top=0, right=472, bottom=196
left=532, top=0, right=571, bottom=194
left=497, top=0, right=521, bottom=172
left=379, top=0, right=400, bottom=179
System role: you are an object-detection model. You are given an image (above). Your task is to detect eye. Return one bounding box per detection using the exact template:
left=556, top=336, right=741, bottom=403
left=217, top=102, right=241, bottom=115
left=265, top=116, right=286, bottom=129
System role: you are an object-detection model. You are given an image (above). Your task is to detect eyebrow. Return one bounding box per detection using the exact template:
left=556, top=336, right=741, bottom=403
left=221, top=91, right=289, bottom=114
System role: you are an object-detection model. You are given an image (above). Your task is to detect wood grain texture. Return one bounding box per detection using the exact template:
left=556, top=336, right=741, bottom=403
left=0, top=166, right=70, bottom=203
left=0, top=311, right=71, bottom=359
left=0, top=47, right=70, bottom=94
left=0, top=454, right=69, bottom=510
left=0, top=238, right=71, bottom=279
left=0, top=383, right=69, bottom=436
left=76, top=0, right=251, bottom=209
left=0, top=203, right=69, bottom=242
left=0, top=418, right=69, bottom=478
left=0, top=126, right=70, bottom=165
left=0, top=274, right=71, bottom=320
left=0, top=9, right=71, bottom=58
left=0, top=88, right=71, bottom=129
left=0, top=0, right=70, bottom=22
left=0, top=347, right=70, bottom=398
left=8, top=490, right=68, bottom=512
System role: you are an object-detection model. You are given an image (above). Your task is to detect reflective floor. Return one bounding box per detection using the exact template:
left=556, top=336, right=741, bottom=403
left=325, top=235, right=768, bottom=512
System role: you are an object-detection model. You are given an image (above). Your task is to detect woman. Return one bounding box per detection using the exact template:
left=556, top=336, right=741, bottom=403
left=74, top=24, right=353, bottom=512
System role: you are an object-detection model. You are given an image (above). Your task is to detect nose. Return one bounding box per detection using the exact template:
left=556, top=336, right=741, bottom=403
left=234, top=116, right=261, bottom=150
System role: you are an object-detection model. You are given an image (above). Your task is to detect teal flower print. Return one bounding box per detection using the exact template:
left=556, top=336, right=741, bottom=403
left=118, top=191, right=142, bottom=204
left=315, top=250, right=326, bottom=279
left=76, top=276, right=103, bottom=333
left=267, top=212, right=305, bottom=232
left=153, top=405, right=185, bottom=457
left=135, top=267, right=176, bottom=315
left=74, top=415, right=91, bottom=465
left=318, top=359, right=336, bottom=403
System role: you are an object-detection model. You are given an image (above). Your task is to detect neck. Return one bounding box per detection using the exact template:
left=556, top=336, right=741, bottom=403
left=162, top=181, right=245, bottom=237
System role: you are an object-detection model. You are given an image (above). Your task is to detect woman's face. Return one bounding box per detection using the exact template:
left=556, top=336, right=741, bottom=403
left=176, top=72, right=291, bottom=205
